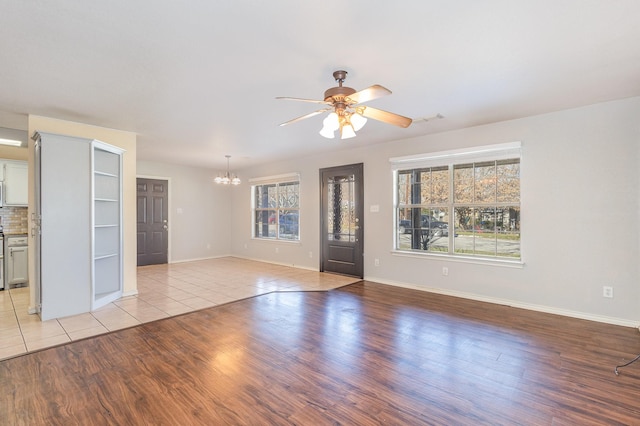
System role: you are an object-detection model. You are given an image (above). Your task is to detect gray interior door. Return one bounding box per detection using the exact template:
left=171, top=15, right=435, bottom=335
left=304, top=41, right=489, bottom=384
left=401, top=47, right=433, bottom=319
left=320, top=163, right=364, bottom=278
left=137, top=178, right=168, bottom=266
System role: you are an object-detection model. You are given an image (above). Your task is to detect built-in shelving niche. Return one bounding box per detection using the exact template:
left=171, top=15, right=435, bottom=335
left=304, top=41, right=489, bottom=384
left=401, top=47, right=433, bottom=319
left=92, top=143, right=124, bottom=309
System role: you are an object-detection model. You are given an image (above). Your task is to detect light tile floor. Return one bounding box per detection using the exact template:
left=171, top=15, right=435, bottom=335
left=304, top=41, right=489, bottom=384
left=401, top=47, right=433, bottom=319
left=0, top=257, right=360, bottom=361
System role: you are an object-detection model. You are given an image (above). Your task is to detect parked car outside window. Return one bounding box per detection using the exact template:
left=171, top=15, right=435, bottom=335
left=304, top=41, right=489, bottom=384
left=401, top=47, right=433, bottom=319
left=279, top=212, right=299, bottom=237
left=399, top=215, right=450, bottom=236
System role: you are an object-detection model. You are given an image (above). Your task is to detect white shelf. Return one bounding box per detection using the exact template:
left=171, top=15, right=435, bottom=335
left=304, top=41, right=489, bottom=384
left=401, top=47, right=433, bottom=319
left=95, top=253, right=118, bottom=261
left=92, top=144, right=123, bottom=309
left=94, top=170, right=118, bottom=178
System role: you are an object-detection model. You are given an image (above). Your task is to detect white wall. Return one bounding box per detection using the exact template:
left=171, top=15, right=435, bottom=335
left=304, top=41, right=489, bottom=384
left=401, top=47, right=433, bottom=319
left=230, top=97, right=640, bottom=326
left=137, top=161, right=233, bottom=262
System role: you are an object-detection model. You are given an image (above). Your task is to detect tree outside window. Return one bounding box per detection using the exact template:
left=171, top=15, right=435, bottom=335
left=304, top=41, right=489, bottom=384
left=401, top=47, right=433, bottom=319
left=253, top=180, right=300, bottom=241
left=395, top=156, right=520, bottom=260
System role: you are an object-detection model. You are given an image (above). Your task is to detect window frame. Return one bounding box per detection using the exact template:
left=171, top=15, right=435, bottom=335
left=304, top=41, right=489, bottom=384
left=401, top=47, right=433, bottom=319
left=250, top=173, right=301, bottom=242
left=390, top=142, right=522, bottom=264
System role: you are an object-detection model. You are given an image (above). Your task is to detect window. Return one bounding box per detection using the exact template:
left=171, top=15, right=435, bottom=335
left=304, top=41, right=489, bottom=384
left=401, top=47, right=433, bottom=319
left=392, top=143, right=521, bottom=260
left=252, top=174, right=300, bottom=241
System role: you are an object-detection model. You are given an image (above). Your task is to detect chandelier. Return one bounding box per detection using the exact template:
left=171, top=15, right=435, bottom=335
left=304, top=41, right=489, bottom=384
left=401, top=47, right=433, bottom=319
left=214, top=155, right=241, bottom=185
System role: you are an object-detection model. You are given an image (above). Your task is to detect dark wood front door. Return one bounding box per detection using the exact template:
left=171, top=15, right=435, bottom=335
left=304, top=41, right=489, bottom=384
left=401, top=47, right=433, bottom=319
left=320, top=163, right=364, bottom=278
left=137, top=178, right=168, bottom=266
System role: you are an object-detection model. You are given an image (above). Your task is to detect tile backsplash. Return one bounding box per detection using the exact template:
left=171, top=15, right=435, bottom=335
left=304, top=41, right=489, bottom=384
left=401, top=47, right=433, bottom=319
left=0, top=206, right=28, bottom=234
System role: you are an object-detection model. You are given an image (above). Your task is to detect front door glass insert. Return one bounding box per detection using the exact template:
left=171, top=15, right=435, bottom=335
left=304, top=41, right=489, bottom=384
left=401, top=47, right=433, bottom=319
left=327, top=174, right=356, bottom=242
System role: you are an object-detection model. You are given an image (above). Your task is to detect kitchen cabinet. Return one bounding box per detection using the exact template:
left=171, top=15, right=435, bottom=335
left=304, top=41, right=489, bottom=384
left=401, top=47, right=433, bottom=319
left=33, top=132, right=124, bottom=321
left=6, top=237, right=28, bottom=286
left=4, top=161, right=28, bottom=206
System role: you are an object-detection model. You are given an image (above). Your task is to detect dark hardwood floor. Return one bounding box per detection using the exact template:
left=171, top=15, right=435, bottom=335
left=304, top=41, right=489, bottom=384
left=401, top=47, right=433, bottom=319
left=2, top=281, right=640, bottom=425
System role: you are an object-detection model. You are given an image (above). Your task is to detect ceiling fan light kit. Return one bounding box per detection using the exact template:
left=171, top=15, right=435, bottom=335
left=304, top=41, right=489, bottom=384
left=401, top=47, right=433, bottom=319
left=214, top=155, right=241, bottom=185
left=319, top=109, right=366, bottom=139
left=278, top=70, right=412, bottom=140
left=340, top=123, right=356, bottom=139
left=350, top=112, right=367, bottom=131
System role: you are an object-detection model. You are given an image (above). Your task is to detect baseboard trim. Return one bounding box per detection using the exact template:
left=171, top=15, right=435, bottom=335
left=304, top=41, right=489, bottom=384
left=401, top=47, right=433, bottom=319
left=232, top=255, right=318, bottom=272
left=169, top=254, right=232, bottom=264
left=364, top=275, right=640, bottom=329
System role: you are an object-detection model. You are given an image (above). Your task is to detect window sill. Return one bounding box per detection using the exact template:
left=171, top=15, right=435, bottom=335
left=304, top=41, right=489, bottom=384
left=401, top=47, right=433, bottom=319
left=251, top=237, right=301, bottom=245
left=391, top=250, right=524, bottom=269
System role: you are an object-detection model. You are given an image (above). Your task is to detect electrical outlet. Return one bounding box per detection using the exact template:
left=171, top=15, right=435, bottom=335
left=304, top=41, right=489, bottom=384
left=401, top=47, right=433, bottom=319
left=308, top=251, right=313, bottom=258
left=374, top=258, right=380, bottom=266
left=442, top=267, right=449, bottom=276
left=275, top=247, right=279, bottom=254
left=603, top=286, right=613, bottom=298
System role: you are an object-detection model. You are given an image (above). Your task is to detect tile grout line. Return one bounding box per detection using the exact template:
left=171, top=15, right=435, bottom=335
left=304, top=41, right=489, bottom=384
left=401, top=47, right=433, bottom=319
left=9, top=288, right=28, bottom=350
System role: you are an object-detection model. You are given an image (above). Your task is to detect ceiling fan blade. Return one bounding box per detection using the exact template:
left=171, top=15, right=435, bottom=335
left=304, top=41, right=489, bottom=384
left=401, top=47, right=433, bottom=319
left=360, top=106, right=412, bottom=128
left=346, top=85, right=392, bottom=104
left=279, top=108, right=332, bottom=126
left=276, top=96, right=331, bottom=105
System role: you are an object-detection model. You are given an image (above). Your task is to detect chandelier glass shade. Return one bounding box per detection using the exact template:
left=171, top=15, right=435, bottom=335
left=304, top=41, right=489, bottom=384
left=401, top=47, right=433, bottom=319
left=214, top=155, right=241, bottom=185
left=319, top=109, right=367, bottom=140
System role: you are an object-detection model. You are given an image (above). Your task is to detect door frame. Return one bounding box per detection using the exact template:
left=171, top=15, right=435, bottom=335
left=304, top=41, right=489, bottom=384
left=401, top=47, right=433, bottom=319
left=136, top=175, right=172, bottom=264
left=319, top=163, right=364, bottom=278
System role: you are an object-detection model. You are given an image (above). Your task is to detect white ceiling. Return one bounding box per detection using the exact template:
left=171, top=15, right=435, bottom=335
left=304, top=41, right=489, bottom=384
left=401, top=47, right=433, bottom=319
left=1, top=1, right=639, bottom=170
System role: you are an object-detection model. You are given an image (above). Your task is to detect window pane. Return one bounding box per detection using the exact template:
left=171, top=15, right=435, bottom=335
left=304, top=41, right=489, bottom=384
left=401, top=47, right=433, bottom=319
left=431, top=167, right=449, bottom=204
left=396, top=207, right=449, bottom=252
left=398, top=172, right=411, bottom=205
left=421, top=208, right=449, bottom=253
left=476, top=207, right=497, bottom=256
left=278, top=181, right=299, bottom=208
left=255, top=184, right=277, bottom=209
left=496, top=206, right=520, bottom=258
left=397, top=207, right=412, bottom=233
left=497, top=159, right=520, bottom=203
left=454, top=164, right=474, bottom=203
left=396, top=206, right=413, bottom=250
left=474, top=161, right=496, bottom=203
left=254, top=209, right=276, bottom=238
left=453, top=207, right=472, bottom=255
left=397, top=167, right=448, bottom=206
left=278, top=210, right=299, bottom=240
left=453, top=206, right=520, bottom=258
left=405, top=170, right=422, bottom=205
left=418, top=170, right=431, bottom=204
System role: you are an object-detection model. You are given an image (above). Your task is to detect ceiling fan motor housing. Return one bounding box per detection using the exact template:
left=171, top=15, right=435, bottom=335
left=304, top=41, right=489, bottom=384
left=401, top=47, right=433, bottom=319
left=324, top=70, right=356, bottom=104
left=324, top=86, right=356, bottom=103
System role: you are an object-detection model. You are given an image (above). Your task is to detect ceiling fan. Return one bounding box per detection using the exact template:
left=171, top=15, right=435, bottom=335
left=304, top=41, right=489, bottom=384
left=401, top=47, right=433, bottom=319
left=277, top=70, right=412, bottom=139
